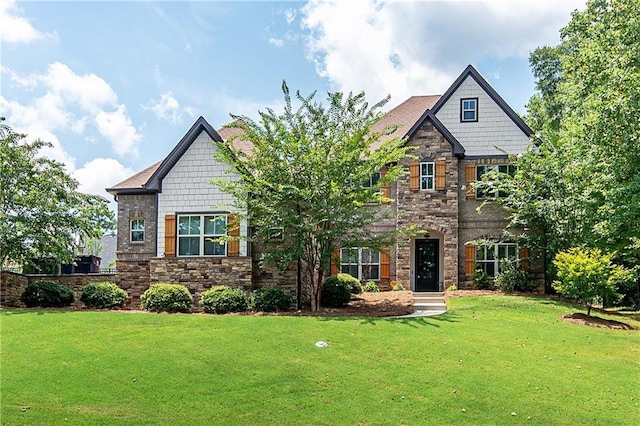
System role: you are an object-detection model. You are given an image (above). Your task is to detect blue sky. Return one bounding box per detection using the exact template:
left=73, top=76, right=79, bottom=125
left=1, top=0, right=585, bottom=208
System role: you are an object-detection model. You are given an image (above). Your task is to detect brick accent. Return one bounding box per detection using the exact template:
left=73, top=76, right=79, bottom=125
left=116, top=194, right=157, bottom=261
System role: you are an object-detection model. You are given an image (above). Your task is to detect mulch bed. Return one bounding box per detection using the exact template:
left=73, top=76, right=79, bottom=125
left=561, top=312, right=636, bottom=330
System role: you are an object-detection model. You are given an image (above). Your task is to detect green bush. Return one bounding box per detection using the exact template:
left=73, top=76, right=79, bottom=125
left=21, top=280, right=75, bottom=308
left=392, top=282, right=405, bottom=291
left=363, top=281, right=380, bottom=292
left=81, top=282, right=127, bottom=309
left=321, top=276, right=352, bottom=308
left=250, top=288, right=293, bottom=312
left=201, top=286, right=248, bottom=314
left=472, top=269, right=491, bottom=290
left=140, top=284, right=193, bottom=313
left=334, top=273, right=362, bottom=294
left=494, top=260, right=528, bottom=293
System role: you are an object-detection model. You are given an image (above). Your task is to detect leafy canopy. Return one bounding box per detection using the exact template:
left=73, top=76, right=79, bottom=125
left=0, top=119, right=115, bottom=267
left=214, top=83, right=411, bottom=310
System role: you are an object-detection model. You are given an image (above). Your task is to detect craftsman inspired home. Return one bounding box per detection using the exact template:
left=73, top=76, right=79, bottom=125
left=107, top=65, right=539, bottom=304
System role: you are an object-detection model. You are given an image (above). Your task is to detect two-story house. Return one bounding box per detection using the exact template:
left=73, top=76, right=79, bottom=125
left=107, top=65, right=538, bottom=306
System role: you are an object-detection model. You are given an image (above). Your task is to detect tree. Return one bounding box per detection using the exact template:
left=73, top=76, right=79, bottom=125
left=0, top=119, right=115, bottom=269
left=479, top=0, right=640, bottom=302
left=553, top=248, right=633, bottom=316
left=214, top=83, right=411, bottom=311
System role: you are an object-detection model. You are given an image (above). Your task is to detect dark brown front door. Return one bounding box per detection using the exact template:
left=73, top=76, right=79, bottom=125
left=415, top=240, right=439, bottom=292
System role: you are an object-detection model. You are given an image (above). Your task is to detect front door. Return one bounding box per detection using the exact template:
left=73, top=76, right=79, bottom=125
left=415, top=240, right=439, bottom=292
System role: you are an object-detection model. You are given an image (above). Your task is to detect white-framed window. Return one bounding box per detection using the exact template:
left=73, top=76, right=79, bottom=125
left=420, top=162, right=435, bottom=190
left=340, top=248, right=380, bottom=281
left=475, top=164, right=517, bottom=198
left=461, top=98, right=478, bottom=122
left=130, top=219, right=145, bottom=243
left=177, top=214, right=226, bottom=256
left=476, top=242, right=518, bottom=278
left=268, top=228, right=284, bottom=241
left=364, top=172, right=381, bottom=188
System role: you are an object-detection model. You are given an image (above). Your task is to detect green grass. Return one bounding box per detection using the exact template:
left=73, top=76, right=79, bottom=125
left=1, top=296, right=639, bottom=425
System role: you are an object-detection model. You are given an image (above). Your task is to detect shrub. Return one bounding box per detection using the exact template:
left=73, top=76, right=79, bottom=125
left=392, top=282, right=405, bottom=291
left=140, top=284, right=193, bottom=313
left=494, top=260, right=528, bottom=293
left=472, top=269, right=491, bottom=290
left=447, top=284, right=458, bottom=292
left=553, top=248, right=631, bottom=316
left=81, top=282, right=127, bottom=309
left=336, top=273, right=362, bottom=294
left=21, top=280, right=75, bottom=308
left=201, top=286, right=248, bottom=314
left=363, top=281, right=380, bottom=292
left=321, top=276, right=352, bottom=308
left=250, top=287, right=293, bottom=312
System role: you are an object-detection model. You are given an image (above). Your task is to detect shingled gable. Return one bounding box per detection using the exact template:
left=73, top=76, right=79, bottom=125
left=431, top=64, right=533, bottom=137
left=106, top=116, right=224, bottom=196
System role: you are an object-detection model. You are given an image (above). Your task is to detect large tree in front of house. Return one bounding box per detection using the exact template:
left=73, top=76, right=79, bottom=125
left=214, top=83, right=411, bottom=311
left=0, top=119, right=115, bottom=269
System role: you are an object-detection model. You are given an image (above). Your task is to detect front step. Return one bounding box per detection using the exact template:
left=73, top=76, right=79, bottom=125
left=412, top=292, right=447, bottom=312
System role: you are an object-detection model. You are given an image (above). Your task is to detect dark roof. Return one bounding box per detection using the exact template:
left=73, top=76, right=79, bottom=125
left=431, top=64, right=533, bottom=136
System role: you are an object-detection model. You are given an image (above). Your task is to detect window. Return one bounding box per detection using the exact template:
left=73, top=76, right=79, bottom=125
left=475, top=164, right=517, bottom=198
left=420, top=162, right=434, bottom=190
left=268, top=228, right=284, bottom=241
left=177, top=214, right=226, bottom=256
left=340, top=248, right=380, bottom=280
left=364, top=172, right=381, bottom=188
left=130, top=219, right=145, bottom=243
left=461, top=98, right=478, bottom=122
left=476, top=242, right=517, bottom=278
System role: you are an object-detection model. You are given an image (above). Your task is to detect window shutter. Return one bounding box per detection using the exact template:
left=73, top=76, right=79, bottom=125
left=409, top=162, right=419, bottom=191
left=464, top=244, right=476, bottom=276
left=164, top=214, right=176, bottom=257
left=380, top=170, right=391, bottom=200
left=435, top=160, right=446, bottom=191
left=380, top=248, right=390, bottom=280
left=330, top=248, right=340, bottom=276
left=465, top=163, right=476, bottom=199
left=227, top=214, right=240, bottom=257
left=519, top=247, right=530, bottom=271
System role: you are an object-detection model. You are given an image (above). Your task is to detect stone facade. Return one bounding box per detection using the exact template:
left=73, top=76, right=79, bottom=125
left=116, top=194, right=157, bottom=261
left=395, top=119, right=460, bottom=290
left=116, top=260, right=151, bottom=308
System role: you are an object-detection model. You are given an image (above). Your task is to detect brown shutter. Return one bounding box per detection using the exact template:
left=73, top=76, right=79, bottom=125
left=380, top=248, right=390, bottom=280
left=519, top=247, right=530, bottom=271
left=164, top=214, right=176, bottom=257
left=464, top=244, right=476, bottom=276
left=435, top=160, right=446, bottom=191
left=330, top=248, right=340, bottom=276
left=227, top=214, right=240, bottom=257
left=409, top=162, right=420, bottom=191
left=465, top=163, right=476, bottom=199
left=380, top=170, right=391, bottom=200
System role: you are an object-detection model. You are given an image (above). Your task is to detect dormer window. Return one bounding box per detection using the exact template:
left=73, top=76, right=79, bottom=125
left=461, top=98, right=478, bottom=122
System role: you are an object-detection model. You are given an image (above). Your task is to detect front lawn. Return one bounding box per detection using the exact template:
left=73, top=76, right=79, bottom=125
left=1, top=296, right=639, bottom=425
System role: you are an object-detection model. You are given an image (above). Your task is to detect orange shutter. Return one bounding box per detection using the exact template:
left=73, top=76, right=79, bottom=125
left=227, top=214, right=240, bottom=257
left=519, top=247, right=529, bottom=271
left=435, top=160, right=446, bottom=191
left=465, top=163, right=476, bottom=199
left=380, top=248, right=390, bottom=280
left=409, top=162, right=420, bottom=191
left=380, top=170, right=391, bottom=200
left=164, top=215, right=176, bottom=257
left=330, top=248, right=340, bottom=276
left=464, top=244, right=476, bottom=276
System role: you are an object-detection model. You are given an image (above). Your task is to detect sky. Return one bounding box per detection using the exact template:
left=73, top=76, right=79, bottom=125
left=1, top=0, right=586, bottom=209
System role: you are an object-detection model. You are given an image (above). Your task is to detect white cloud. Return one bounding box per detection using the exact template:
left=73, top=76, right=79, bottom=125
left=284, top=8, right=297, bottom=24
left=1, top=63, right=142, bottom=159
left=143, top=91, right=194, bottom=125
left=269, top=37, right=284, bottom=47
left=95, top=105, right=141, bottom=158
left=73, top=158, right=135, bottom=204
left=301, top=0, right=586, bottom=105
left=0, top=0, right=56, bottom=43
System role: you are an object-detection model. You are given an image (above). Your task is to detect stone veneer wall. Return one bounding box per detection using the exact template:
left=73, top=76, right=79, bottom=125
left=116, top=194, right=157, bottom=261
left=116, top=260, right=151, bottom=309
left=0, top=270, right=117, bottom=308
left=252, top=241, right=299, bottom=300
left=149, top=257, right=252, bottom=310
left=395, top=119, right=460, bottom=290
